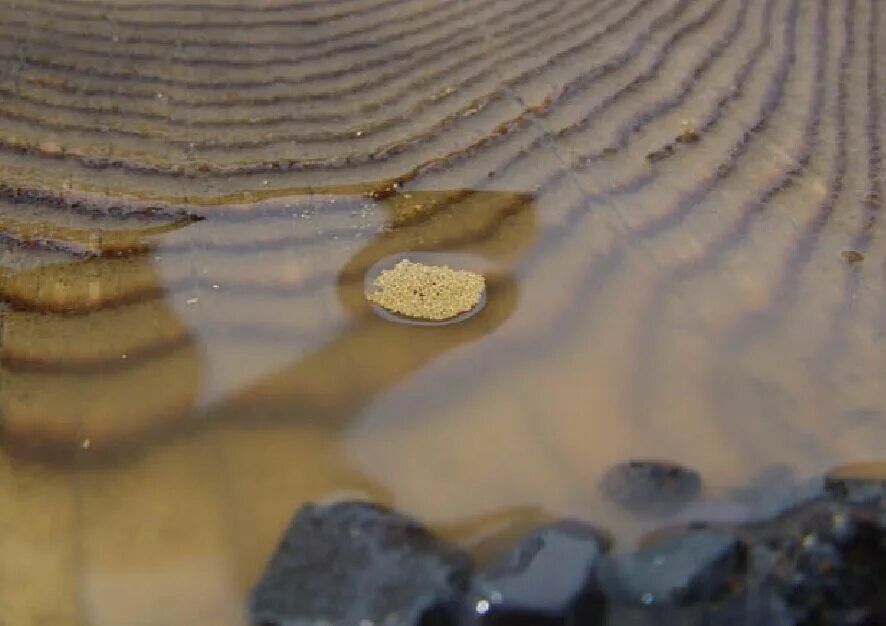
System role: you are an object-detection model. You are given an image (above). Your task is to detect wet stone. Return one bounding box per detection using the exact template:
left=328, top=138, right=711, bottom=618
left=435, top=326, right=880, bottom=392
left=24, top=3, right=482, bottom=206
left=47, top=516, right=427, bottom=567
left=754, top=504, right=886, bottom=625
left=249, top=501, right=472, bottom=626
left=597, top=529, right=746, bottom=607
left=601, top=588, right=796, bottom=626
left=467, top=520, right=609, bottom=626
left=601, top=460, right=702, bottom=516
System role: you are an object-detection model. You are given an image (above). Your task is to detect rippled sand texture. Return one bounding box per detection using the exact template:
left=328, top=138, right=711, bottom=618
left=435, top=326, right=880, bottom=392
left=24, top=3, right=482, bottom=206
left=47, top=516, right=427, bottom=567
left=0, top=0, right=884, bottom=624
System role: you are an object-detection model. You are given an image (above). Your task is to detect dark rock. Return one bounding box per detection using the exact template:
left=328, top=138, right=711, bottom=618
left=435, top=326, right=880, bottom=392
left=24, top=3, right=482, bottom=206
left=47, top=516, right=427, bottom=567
left=249, top=500, right=472, bottom=626
left=601, top=460, right=702, bottom=516
left=466, top=520, right=609, bottom=625
left=700, top=588, right=798, bottom=626
left=598, top=529, right=746, bottom=607
left=248, top=470, right=886, bottom=626
left=601, top=587, right=797, bottom=626
left=746, top=500, right=886, bottom=626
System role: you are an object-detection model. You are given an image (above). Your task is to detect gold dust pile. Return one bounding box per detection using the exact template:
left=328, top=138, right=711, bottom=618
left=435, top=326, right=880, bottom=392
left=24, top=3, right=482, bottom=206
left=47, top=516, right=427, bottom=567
left=366, top=259, right=486, bottom=321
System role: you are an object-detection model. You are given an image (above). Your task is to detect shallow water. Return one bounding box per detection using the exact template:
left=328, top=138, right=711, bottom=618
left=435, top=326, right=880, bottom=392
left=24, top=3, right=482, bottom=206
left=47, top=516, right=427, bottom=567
left=2, top=184, right=883, bottom=624
left=2, top=0, right=886, bottom=623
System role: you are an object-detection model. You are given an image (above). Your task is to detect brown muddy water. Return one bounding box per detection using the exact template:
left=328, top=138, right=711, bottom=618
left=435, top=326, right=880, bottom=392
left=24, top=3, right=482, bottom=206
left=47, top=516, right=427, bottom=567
left=1, top=0, right=885, bottom=623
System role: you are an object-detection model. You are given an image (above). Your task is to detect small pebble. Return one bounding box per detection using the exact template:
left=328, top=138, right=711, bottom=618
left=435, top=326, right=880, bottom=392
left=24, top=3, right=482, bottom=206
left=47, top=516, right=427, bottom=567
left=601, top=460, right=702, bottom=516
left=676, top=120, right=700, bottom=143
left=841, top=250, right=864, bottom=264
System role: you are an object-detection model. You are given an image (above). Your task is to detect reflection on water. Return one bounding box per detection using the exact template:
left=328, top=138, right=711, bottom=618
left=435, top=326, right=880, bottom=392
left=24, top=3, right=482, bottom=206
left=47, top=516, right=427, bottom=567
left=0, top=183, right=883, bottom=625
left=2, top=192, right=534, bottom=448
left=2, top=0, right=886, bottom=620
left=1, top=189, right=533, bottom=451
left=0, top=188, right=538, bottom=625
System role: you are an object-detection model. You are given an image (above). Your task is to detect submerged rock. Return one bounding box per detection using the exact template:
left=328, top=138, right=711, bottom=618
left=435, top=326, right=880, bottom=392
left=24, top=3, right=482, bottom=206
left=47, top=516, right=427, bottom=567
left=598, top=529, right=746, bottom=607
left=249, top=501, right=472, bottom=626
left=743, top=498, right=886, bottom=626
left=597, top=494, right=886, bottom=624
left=467, top=520, right=609, bottom=626
left=249, top=468, right=886, bottom=626
left=601, top=460, right=702, bottom=516
left=600, top=588, right=796, bottom=626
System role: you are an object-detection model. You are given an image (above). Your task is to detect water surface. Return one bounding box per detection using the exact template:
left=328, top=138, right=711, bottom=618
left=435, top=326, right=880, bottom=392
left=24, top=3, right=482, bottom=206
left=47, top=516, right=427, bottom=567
left=1, top=0, right=885, bottom=622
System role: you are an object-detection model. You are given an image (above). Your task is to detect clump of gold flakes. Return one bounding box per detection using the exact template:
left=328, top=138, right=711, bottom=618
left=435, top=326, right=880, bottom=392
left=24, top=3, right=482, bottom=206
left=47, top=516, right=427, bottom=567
left=366, top=259, right=486, bottom=321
